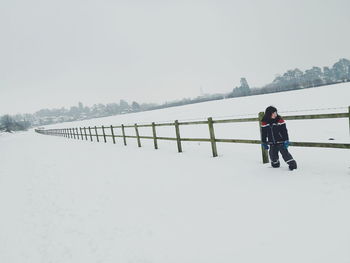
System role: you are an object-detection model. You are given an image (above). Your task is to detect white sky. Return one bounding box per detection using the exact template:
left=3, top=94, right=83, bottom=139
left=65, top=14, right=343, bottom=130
left=1, top=0, right=349, bottom=115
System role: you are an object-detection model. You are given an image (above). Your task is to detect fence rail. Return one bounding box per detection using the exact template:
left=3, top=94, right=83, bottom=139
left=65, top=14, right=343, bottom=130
left=35, top=107, right=350, bottom=163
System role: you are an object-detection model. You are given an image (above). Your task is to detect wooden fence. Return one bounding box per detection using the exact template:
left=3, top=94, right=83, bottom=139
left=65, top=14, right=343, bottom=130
left=35, top=107, right=350, bottom=163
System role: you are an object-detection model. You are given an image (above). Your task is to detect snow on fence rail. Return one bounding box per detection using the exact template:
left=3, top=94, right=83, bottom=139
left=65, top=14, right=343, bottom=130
left=35, top=108, right=350, bottom=163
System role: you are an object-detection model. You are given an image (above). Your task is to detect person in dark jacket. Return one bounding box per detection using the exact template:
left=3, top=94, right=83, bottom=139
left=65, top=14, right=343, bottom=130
left=261, top=106, right=297, bottom=170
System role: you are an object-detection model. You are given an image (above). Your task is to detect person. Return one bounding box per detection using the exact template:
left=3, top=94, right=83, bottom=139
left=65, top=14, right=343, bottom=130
left=261, top=106, right=297, bottom=170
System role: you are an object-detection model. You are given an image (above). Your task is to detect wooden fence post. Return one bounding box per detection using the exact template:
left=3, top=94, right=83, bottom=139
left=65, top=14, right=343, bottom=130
left=76, top=128, right=80, bottom=140
left=152, top=122, right=158, bottom=149
left=259, top=112, right=269, bottom=164
left=135, top=124, right=141, bottom=147
left=72, top=128, right=76, bottom=139
left=121, top=124, right=127, bottom=146
left=110, top=125, right=116, bottom=144
left=174, top=120, right=182, bottom=153
left=84, top=127, right=88, bottom=140
left=80, top=127, right=83, bottom=140
left=102, top=125, right=107, bottom=143
left=95, top=126, right=99, bottom=142
left=88, top=126, right=93, bottom=142
left=208, top=117, right=218, bottom=157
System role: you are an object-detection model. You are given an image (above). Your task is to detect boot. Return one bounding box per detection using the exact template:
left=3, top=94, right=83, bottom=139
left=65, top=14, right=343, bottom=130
left=271, top=160, right=280, bottom=168
left=288, top=160, right=297, bottom=170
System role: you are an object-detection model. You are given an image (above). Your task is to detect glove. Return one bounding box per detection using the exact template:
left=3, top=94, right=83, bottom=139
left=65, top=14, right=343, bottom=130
left=283, top=140, right=290, bottom=149
left=261, top=143, right=269, bottom=150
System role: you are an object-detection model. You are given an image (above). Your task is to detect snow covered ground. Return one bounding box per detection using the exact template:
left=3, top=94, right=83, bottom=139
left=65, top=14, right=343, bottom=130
left=1, top=83, right=350, bottom=262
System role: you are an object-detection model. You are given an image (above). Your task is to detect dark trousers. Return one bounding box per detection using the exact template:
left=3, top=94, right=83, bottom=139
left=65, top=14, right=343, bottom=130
left=269, top=144, right=296, bottom=168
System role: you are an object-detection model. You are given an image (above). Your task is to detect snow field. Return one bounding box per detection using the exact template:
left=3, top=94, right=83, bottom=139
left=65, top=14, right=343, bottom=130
left=1, top=83, right=350, bottom=262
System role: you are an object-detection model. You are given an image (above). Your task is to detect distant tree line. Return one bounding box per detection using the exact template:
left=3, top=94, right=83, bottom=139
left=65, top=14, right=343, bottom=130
left=0, top=100, right=157, bottom=132
left=227, top=58, right=350, bottom=98
left=0, top=115, right=31, bottom=132
left=1, top=58, right=349, bottom=132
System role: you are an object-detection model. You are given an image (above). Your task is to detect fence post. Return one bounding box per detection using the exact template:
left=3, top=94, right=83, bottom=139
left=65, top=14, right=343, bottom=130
left=88, top=126, right=93, bottom=142
left=80, top=127, right=84, bottom=140
left=348, top=106, right=350, bottom=135
left=208, top=117, right=218, bottom=157
left=76, top=128, right=80, bottom=140
left=174, top=120, right=182, bottom=153
left=95, top=126, right=99, bottom=142
left=84, top=127, right=88, bottom=140
left=258, top=112, right=269, bottom=164
left=152, top=122, right=158, bottom=149
left=135, top=124, right=141, bottom=147
left=102, top=125, right=107, bottom=143
left=72, top=128, right=76, bottom=139
left=121, top=124, right=127, bottom=146
left=110, top=125, right=116, bottom=144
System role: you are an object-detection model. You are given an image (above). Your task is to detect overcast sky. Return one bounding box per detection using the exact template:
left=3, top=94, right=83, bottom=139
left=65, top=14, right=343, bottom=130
left=1, top=0, right=349, bottom=115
